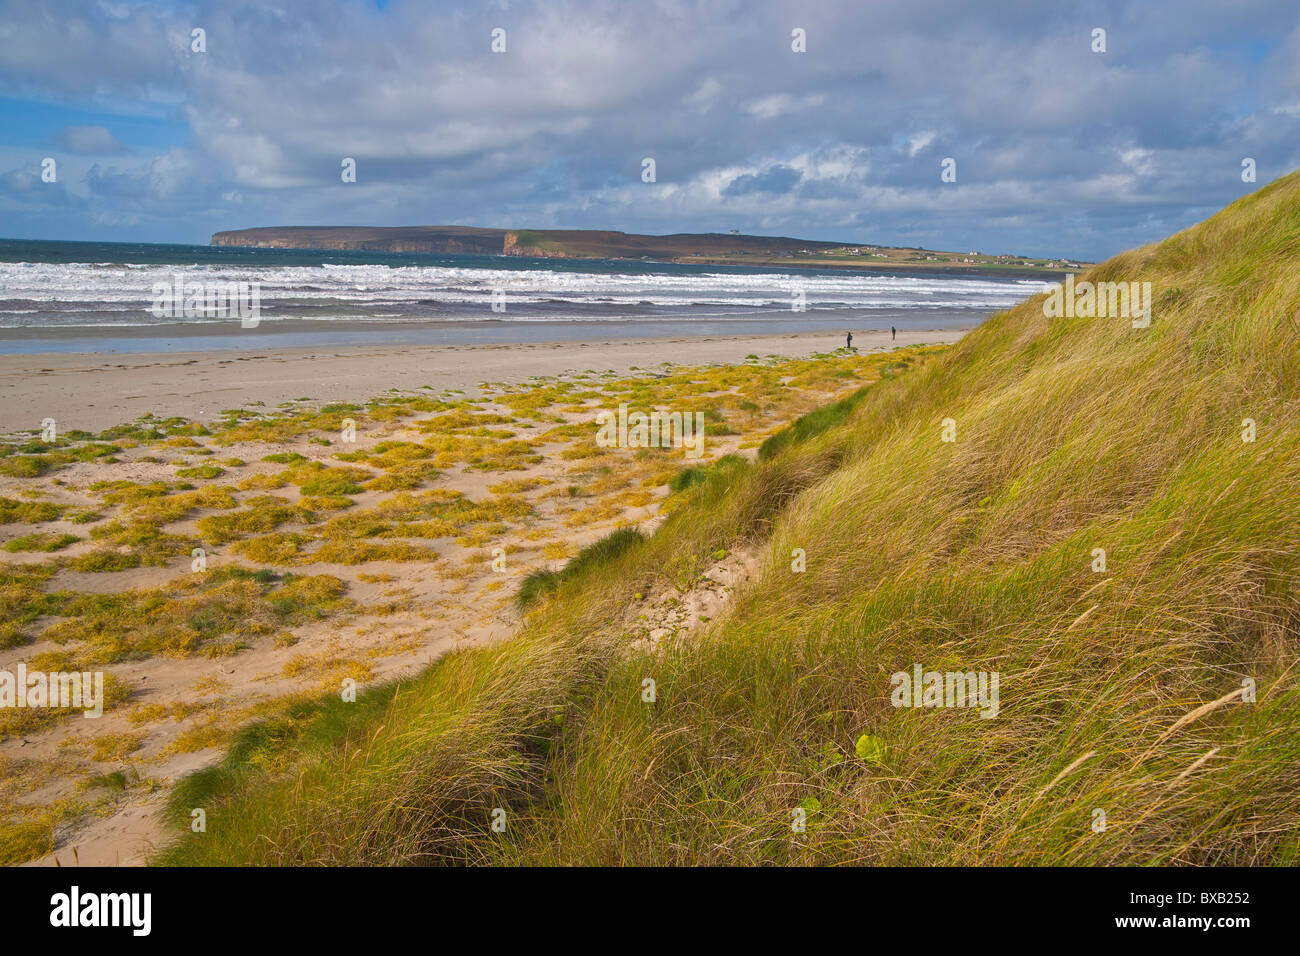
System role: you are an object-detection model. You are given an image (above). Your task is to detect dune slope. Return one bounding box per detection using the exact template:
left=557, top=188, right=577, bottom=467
left=163, top=172, right=1300, bottom=866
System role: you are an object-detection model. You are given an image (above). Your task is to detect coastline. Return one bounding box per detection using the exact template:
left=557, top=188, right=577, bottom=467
left=0, top=327, right=971, bottom=434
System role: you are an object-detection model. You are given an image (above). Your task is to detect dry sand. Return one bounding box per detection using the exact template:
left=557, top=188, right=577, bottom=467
left=0, top=329, right=965, bottom=434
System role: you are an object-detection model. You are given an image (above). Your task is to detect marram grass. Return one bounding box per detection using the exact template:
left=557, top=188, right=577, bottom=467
left=159, top=171, right=1300, bottom=866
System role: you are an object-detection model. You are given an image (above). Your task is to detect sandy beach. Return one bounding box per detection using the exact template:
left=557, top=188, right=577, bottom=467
left=0, top=330, right=961, bottom=867
left=0, top=328, right=967, bottom=434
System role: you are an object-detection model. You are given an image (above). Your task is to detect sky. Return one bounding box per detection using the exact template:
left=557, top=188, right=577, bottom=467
left=1, top=0, right=1298, bottom=261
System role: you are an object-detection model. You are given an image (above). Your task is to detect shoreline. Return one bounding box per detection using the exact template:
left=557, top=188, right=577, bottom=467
left=0, top=327, right=970, bottom=434
left=0, top=308, right=989, bottom=355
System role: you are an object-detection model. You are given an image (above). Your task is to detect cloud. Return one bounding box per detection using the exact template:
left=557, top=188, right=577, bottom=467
left=724, top=164, right=802, bottom=196
left=0, top=0, right=1297, bottom=258
left=54, top=125, right=131, bottom=155
left=745, top=93, right=825, bottom=120
left=906, top=131, right=936, bottom=158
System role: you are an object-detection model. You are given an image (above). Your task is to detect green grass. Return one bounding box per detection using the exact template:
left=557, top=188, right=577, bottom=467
left=26, top=567, right=350, bottom=670
left=0, top=497, right=65, bottom=523
left=515, top=526, right=646, bottom=612
left=157, top=171, right=1300, bottom=866
left=85, top=520, right=195, bottom=566
left=69, top=549, right=143, bottom=573
left=0, top=441, right=120, bottom=478
left=161, top=682, right=399, bottom=835
left=758, top=384, right=873, bottom=460
left=3, top=532, right=80, bottom=553
left=196, top=497, right=299, bottom=544
left=176, top=464, right=225, bottom=480
left=0, top=561, right=62, bottom=648
left=669, top=453, right=746, bottom=493
left=0, top=456, right=51, bottom=478
left=0, top=673, right=133, bottom=740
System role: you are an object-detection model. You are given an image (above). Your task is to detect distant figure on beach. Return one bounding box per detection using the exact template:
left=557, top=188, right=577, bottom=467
left=846, top=331, right=853, bottom=350
left=891, top=326, right=896, bottom=341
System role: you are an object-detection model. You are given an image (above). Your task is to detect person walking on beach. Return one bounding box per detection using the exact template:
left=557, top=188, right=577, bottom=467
left=891, top=325, right=896, bottom=341
left=846, top=330, right=853, bottom=350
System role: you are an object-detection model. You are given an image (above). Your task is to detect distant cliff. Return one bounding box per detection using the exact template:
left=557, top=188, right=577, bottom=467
left=207, top=225, right=1077, bottom=275
left=210, top=226, right=849, bottom=260
left=209, top=226, right=508, bottom=255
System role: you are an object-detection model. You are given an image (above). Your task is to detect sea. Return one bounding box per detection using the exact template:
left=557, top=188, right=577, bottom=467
left=0, top=238, right=1050, bottom=354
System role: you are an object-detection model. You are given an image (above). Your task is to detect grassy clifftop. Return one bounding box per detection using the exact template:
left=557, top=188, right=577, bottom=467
left=167, top=173, right=1300, bottom=865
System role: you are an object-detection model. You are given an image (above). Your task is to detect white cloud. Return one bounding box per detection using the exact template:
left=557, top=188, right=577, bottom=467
left=906, top=131, right=935, bottom=157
